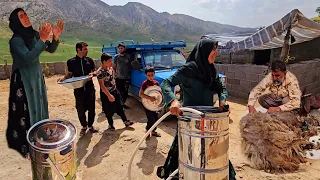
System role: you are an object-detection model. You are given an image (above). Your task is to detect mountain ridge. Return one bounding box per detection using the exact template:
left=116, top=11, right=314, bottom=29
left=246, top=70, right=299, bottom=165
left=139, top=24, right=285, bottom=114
left=0, top=0, right=257, bottom=43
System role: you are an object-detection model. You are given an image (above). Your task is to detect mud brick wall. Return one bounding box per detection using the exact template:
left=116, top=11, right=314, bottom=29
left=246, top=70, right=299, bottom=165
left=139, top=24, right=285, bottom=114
left=0, top=64, right=12, bottom=80
left=216, top=49, right=254, bottom=64
left=215, top=59, right=320, bottom=100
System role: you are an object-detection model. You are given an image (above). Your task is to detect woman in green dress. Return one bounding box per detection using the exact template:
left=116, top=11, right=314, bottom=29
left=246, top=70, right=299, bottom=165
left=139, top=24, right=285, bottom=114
left=6, top=8, right=64, bottom=158
left=157, top=39, right=236, bottom=179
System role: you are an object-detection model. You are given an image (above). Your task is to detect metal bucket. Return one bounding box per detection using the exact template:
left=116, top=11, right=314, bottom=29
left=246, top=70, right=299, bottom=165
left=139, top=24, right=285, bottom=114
left=178, top=106, right=229, bottom=180
left=27, top=119, right=77, bottom=180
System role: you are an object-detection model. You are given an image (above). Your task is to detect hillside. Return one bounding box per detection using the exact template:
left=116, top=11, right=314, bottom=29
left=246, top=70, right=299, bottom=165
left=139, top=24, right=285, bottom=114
left=0, top=0, right=256, bottom=63
left=0, top=0, right=256, bottom=41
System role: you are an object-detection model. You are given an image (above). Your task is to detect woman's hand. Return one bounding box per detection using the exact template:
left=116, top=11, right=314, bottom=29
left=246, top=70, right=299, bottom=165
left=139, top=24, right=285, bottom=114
left=170, top=99, right=182, bottom=116
left=39, top=23, right=52, bottom=43
left=219, top=100, right=226, bottom=112
left=52, top=19, right=64, bottom=41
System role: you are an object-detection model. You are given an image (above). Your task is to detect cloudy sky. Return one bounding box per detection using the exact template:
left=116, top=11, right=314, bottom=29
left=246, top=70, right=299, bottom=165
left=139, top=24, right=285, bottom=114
left=102, top=0, right=319, bottom=28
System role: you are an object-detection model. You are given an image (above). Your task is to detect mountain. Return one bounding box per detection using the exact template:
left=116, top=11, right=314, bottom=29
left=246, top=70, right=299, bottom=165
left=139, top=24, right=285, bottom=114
left=0, top=0, right=256, bottom=42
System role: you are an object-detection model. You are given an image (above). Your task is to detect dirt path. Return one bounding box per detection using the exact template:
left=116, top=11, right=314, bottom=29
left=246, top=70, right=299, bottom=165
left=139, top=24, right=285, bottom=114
left=0, top=76, right=319, bottom=180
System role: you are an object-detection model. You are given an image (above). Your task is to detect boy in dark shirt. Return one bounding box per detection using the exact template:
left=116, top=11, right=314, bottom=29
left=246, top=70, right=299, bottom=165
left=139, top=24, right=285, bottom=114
left=139, top=66, right=161, bottom=137
left=97, top=53, right=134, bottom=130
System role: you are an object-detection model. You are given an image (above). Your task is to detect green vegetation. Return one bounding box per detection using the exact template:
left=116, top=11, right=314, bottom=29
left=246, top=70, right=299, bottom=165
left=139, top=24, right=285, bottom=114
left=0, top=36, right=103, bottom=64
left=0, top=20, right=197, bottom=64
left=311, top=17, right=320, bottom=22
left=0, top=33, right=197, bottom=64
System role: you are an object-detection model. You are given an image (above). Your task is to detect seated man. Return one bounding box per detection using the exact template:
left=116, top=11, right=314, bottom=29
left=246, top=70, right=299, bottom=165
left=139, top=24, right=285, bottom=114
left=248, top=60, right=301, bottom=113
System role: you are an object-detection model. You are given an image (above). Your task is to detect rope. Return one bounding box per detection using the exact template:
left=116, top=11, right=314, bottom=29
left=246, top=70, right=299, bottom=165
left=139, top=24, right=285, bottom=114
left=284, top=31, right=296, bottom=63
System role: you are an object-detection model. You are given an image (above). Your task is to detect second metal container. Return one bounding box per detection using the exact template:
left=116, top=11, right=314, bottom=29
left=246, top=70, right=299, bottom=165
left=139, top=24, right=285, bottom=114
left=178, top=106, right=229, bottom=180
left=27, top=119, right=77, bottom=180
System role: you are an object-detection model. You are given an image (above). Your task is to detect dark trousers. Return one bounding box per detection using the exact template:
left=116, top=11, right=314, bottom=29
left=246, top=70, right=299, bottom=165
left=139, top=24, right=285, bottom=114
left=144, top=108, right=158, bottom=132
left=115, top=78, right=130, bottom=103
left=100, top=89, right=128, bottom=126
left=74, top=87, right=96, bottom=128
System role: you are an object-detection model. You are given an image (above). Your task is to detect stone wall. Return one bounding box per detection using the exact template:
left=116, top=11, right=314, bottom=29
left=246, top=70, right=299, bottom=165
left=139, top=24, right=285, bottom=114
left=0, top=60, right=102, bottom=80
left=215, top=59, right=320, bottom=100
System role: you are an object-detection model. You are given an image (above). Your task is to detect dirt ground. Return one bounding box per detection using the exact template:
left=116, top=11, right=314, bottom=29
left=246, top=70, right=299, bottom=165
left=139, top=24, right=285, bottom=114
left=0, top=76, right=320, bottom=180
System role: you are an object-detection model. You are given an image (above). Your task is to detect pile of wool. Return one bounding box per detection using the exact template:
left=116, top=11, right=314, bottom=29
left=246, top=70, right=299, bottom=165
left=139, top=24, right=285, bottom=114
left=240, top=112, right=311, bottom=173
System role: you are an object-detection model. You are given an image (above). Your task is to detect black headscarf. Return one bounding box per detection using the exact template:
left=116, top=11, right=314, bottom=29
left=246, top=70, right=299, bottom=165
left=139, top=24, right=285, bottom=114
left=9, top=8, right=37, bottom=51
left=180, top=39, right=222, bottom=94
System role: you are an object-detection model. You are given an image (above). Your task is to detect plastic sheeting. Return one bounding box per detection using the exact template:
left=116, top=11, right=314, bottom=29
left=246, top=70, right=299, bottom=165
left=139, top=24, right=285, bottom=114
left=202, top=9, right=320, bottom=54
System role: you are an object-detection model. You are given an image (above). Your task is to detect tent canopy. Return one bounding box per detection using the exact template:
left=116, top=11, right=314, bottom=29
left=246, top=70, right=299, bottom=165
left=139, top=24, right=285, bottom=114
left=202, top=9, right=320, bottom=54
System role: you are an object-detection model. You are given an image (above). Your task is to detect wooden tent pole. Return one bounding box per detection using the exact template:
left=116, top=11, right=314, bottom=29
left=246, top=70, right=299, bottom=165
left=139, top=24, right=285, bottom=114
left=280, top=26, right=292, bottom=62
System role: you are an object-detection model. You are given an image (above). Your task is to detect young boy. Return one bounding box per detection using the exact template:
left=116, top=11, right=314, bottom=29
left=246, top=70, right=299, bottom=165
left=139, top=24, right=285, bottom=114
left=139, top=66, right=161, bottom=137
left=97, top=53, right=134, bottom=130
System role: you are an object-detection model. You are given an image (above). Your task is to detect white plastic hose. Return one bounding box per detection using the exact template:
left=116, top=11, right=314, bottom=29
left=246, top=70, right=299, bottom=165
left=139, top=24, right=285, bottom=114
left=166, top=169, right=179, bottom=180
left=127, top=107, right=203, bottom=180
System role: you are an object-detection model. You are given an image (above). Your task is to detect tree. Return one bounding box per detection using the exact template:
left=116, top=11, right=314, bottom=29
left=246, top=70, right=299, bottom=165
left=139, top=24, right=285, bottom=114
left=259, top=26, right=265, bottom=30
left=316, top=7, right=320, bottom=17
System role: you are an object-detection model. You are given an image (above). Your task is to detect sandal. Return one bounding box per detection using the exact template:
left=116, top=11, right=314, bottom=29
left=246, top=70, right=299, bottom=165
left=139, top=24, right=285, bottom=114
left=80, top=127, right=87, bottom=137
left=124, top=120, right=134, bottom=127
left=152, top=132, right=161, bottom=137
left=89, top=126, right=99, bottom=133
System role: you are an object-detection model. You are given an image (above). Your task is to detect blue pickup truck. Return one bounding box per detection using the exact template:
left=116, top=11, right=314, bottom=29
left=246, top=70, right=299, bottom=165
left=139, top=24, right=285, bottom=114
left=102, top=40, right=226, bottom=116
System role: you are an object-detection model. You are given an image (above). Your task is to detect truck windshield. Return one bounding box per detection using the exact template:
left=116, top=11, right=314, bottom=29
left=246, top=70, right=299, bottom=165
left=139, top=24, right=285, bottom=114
left=143, top=51, right=186, bottom=69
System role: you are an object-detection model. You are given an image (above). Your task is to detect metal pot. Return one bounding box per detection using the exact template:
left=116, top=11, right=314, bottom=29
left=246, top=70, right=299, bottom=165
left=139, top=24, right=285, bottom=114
left=178, top=106, right=229, bottom=180
left=58, top=75, right=91, bottom=89
left=27, top=119, right=77, bottom=180
left=142, top=85, right=165, bottom=111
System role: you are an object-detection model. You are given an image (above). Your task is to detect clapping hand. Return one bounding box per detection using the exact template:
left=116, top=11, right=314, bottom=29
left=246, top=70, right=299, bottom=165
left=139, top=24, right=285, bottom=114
left=39, top=23, right=52, bottom=43
left=52, top=19, right=64, bottom=41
